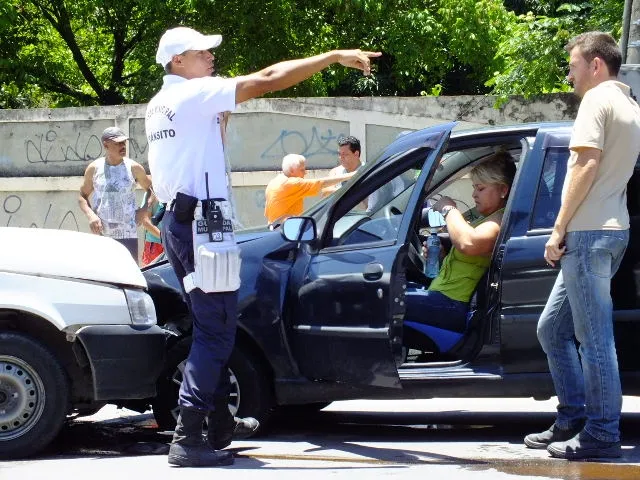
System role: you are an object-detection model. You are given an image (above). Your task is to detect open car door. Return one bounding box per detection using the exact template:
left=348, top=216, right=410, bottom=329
left=285, top=123, right=454, bottom=388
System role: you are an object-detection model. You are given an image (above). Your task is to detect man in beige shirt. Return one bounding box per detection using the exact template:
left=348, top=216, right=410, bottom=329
left=524, top=32, right=640, bottom=460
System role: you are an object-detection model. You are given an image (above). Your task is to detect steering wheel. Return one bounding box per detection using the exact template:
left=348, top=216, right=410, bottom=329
left=370, top=205, right=400, bottom=239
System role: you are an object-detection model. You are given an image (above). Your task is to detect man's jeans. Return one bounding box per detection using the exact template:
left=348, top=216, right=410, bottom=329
left=537, top=229, right=628, bottom=443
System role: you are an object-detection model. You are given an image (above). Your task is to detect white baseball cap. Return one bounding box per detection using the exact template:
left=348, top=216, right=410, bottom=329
left=155, top=27, right=222, bottom=67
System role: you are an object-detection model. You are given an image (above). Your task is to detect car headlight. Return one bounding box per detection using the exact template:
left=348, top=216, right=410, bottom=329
left=124, top=288, right=157, bottom=326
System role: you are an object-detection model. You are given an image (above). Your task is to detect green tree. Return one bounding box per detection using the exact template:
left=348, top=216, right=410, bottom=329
left=0, top=0, right=205, bottom=107
left=487, top=0, right=624, bottom=104
left=1, top=0, right=516, bottom=107
left=286, top=0, right=513, bottom=96
left=0, top=0, right=338, bottom=107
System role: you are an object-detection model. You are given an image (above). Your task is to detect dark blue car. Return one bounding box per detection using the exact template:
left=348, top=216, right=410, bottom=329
left=144, top=121, right=640, bottom=432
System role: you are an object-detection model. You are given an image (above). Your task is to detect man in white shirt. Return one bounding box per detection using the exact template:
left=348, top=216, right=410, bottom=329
left=146, top=26, right=380, bottom=467
left=524, top=31, right=640, bottom=460
left=323, top=135, right=362, bottom=197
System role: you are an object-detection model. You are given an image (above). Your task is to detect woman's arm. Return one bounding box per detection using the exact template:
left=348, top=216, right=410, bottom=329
left=443, top=209, right=501, bottom=256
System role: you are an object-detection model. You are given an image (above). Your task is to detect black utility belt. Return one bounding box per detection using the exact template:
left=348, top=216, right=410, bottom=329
left=171, top=192, right=231, bottom=226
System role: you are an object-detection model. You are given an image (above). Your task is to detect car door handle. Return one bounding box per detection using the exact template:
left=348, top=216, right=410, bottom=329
left=363, top=263, right=384, bottom=281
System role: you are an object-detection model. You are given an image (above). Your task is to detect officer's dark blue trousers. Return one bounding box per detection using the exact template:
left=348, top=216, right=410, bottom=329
left=161, top=210, right=237, bottom=412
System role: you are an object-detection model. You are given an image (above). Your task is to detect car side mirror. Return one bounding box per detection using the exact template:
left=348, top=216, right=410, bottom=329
left=282, top=217, right=317, bottom=242
left=421, top=207, right=446, bottom=228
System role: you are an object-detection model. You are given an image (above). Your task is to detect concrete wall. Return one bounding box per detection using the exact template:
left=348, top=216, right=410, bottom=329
left=0, top=94, right=579, bottom=252
left=620, top=64, right=640, bottom=99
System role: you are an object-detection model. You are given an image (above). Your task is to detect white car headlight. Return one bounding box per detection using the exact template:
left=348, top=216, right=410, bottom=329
left=124, top=289, right=157, bottom=326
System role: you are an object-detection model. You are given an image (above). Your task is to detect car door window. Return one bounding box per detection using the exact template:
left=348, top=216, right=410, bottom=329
left=331, top=168, right=419, bottom=246
left=531, top=147, right=570, bottom=229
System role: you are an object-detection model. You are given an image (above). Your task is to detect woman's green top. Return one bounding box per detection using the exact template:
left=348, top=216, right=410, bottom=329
left=428, top=208, right=504, bottom=303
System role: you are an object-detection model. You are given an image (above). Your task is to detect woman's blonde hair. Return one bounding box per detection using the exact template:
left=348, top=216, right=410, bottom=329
left=470, top=151, right=516, bottom=189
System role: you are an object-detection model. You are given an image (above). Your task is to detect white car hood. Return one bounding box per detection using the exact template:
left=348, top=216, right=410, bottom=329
left=0, top=227, right=146, bottom=289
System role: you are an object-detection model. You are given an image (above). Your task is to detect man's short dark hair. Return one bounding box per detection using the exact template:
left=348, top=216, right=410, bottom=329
left=338, top=135, right=361, bottom=154
left=565, top=31, right=622, bottom=77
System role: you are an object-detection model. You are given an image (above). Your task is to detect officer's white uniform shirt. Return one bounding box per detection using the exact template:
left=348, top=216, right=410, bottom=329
left=145, top=75, right=237, bottom=204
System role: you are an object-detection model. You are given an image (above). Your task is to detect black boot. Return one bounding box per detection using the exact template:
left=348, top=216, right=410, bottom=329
left=168, top=407, right=235, bottom=467
left=207, top=399, right=260, bottom=450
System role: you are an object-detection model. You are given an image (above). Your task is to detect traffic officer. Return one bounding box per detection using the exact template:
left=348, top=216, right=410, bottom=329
left=146, top=26, right=380, bottom=468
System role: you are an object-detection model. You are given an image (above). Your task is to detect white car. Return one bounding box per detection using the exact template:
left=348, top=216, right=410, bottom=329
left=0, top=227, right=165, bottom=458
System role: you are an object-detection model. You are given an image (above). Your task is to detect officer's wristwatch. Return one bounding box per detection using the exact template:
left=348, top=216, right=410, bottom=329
left=441, top=205, right=457, bottom=219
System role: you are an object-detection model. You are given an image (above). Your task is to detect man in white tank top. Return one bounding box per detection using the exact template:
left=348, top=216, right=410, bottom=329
left=79, top=126, right=152, bottom=261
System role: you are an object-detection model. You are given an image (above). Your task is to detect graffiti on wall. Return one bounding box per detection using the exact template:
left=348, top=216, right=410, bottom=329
left=128, top=138, right=148, bottom=161
left=259, top=127, right=346, bottom=161
left=127, top=118, right=148, bottom=164
left=25, top=130, right=103, bottom=164
left=127, top=123, right=347, bottom=167
left=2, top=194, right=80, bottom=231
left=0, top=120, right=113, bottom=176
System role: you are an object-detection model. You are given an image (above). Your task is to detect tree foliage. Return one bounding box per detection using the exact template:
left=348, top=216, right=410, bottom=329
left=0, top=0, right=625, bottom=108
left=487, top=0, right=625, bottom=104
left=0, top=0, right=203, bottom=107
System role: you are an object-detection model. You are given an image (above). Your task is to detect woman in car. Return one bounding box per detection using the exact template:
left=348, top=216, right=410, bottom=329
left=404, top=152, right=516, bottom=350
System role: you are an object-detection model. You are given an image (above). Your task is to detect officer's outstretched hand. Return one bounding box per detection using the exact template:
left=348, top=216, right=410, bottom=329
left=337, top=50, right=382, bottom=76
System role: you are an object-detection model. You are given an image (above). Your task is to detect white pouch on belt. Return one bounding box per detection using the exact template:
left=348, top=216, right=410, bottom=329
left=183, top=200, right=241, bottom=294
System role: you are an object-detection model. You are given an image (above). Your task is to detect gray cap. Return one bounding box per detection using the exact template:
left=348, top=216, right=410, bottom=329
left=101, top=126, right=129, bottom=143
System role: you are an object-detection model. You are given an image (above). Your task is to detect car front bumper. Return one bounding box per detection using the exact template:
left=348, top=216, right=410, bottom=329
left=76, top=325, right=166, bottom=401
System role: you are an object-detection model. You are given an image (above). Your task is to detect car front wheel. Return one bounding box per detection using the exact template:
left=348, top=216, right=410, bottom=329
left=0, top=332, right=69, bottom=459
left=153, top=337, right=273, bottom=433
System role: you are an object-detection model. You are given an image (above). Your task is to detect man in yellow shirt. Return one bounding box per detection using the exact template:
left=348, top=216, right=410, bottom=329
left=264, top=154, right=354, bottom=225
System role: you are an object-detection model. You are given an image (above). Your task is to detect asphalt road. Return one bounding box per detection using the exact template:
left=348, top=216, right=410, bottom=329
left=2, top=397, right=640, bottom=480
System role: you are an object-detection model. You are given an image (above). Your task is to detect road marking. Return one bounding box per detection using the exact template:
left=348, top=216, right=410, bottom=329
left=237, top=453, right=476, bottom=465
left=239, top=452, right=640, bottom=478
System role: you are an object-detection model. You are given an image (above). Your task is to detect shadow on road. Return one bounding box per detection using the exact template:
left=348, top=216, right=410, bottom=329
left=30, top=407, right=640, bottom=479
left=41, top=413, right=171, bottom=458
left=272, top=408, right=640, bottom=445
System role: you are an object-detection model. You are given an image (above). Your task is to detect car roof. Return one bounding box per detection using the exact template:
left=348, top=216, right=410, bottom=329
left=451, top=121, right=573, bottom=139
left=367, top=121, right=572, bottom=173
left=290, top=120, right=575, bottom=224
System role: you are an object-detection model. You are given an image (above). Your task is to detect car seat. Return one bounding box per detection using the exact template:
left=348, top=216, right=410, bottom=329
left=403, top=272, right=489, bottom=355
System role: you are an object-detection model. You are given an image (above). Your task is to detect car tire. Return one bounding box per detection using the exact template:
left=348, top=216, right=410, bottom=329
left=152, top=337, right=189, bottom=431
left=0, top=332, right=69, bottom=459
left=152, top=336, right=274, bottom=433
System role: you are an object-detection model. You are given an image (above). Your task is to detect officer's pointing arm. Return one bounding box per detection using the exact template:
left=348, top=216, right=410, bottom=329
left=234, top=49, right=381, bottom=105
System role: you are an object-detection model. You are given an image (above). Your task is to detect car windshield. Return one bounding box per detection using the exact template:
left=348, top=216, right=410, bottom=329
left=297, top=147, right=421, bottom=222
